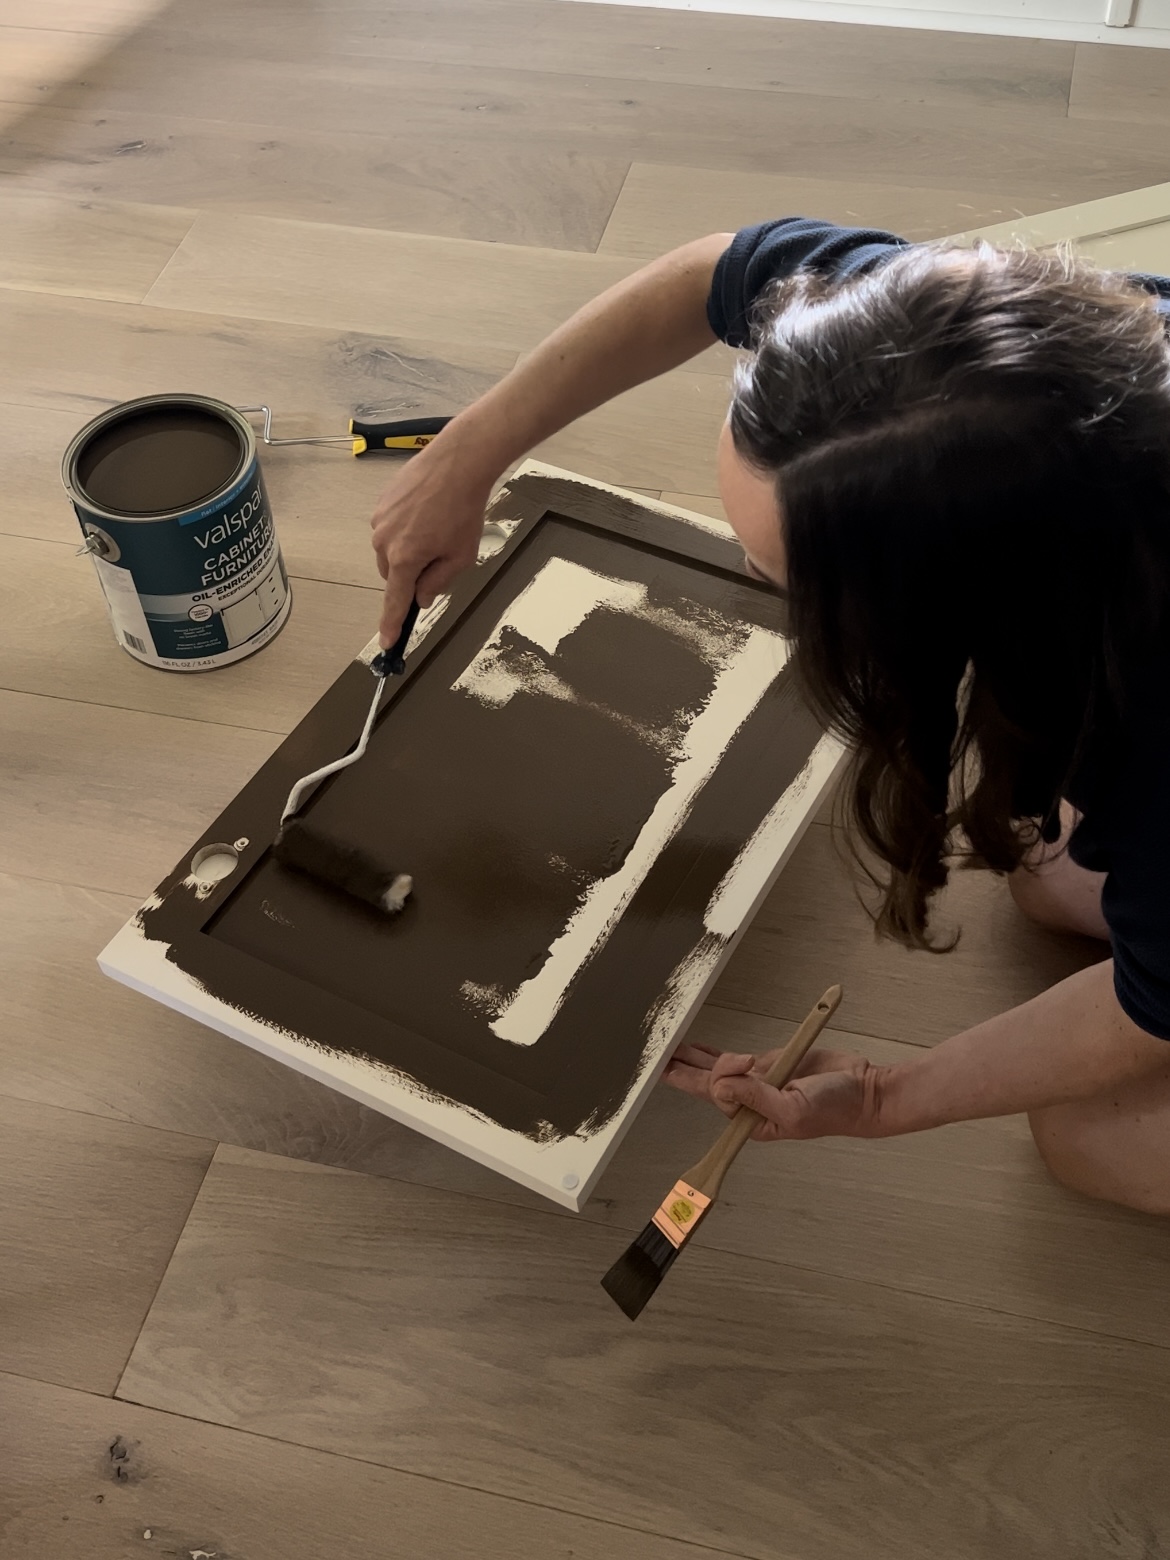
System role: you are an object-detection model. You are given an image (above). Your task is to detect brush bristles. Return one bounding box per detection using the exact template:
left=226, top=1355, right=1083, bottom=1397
left=600, top=1223, right=680, bottom=1321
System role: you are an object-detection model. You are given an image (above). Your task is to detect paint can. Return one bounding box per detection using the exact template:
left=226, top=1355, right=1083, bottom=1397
left=63, top=393, right=291, bottom=671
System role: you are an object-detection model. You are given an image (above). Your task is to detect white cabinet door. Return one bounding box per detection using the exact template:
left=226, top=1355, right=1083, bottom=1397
left=952, top=182, right=1170, bottom=277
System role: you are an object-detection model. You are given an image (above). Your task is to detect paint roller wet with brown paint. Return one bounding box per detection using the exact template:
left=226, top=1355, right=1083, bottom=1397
left=271, top=600, right=421, bottom=909
left=274, top=818, right=414, bottom=914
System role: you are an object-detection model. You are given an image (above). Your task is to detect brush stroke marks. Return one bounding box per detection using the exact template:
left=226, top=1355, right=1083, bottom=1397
left=485, top=626, right=787, bottom=1045
left=634, top=737, right=843, bottom=1085
left=448, top=555, right=787, bottom=1046
left=463, top=555, right=648, bottom=663
left=703, top=742, right=828, bottom=938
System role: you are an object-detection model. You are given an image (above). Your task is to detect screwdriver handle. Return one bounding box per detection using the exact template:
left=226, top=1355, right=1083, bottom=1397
left=350, top=415, right=452, bottom=456
left=370, top=599, right=421, bottom=678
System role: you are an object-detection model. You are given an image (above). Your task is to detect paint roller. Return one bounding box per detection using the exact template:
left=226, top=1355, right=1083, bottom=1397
left=240, top=404, right=452, bottom=456
left=271, top=602, right=419, bottom=913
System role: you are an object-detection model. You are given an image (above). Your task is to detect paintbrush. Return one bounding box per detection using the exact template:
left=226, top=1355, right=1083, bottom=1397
left=271, top=601, right=420, bottom=911
left=601, top=983, right=843, bottom=1320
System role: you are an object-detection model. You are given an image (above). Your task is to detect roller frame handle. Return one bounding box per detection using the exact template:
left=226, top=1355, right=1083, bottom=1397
left=370, top=599, right=421, bottom=678
left=350, top=415, right=452, bottom=456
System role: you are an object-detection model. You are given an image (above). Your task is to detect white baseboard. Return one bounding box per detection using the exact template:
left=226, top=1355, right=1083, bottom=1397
left=559, top=0, right=1170, bottom=48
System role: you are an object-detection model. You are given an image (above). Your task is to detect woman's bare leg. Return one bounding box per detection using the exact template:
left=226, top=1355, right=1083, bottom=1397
left=1028, top=1064, right=1170, bottom=1215
left=1008, top=801, right=1109, bottom=940
left=1010, top=805, right=1170, bottom=1213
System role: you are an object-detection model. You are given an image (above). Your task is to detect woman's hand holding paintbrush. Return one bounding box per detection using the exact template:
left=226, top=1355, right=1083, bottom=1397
left=664, top=1030, right=885, bottom=1141
left=602, top=985, right=843, bottom=1320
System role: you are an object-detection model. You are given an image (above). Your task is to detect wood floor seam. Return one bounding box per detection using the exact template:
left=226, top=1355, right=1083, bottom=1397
left=592, top=158, right=636, bottom=255
left=136, top=216, right=199, bottom=307
left=683, top=1226, right=1170, bottom=1354
left=0, top=682, right=293, bottom=737
left=625, top=1204, right=1170, bottom=1354
left=0, top=862, right=150, bottom=898
left=105, top=56, right=1137, bottom=140
left=111, top=1135, right=1170, bottom=1355
left=0, top=25, right=117, bottom=40
left=0, top=527, right=386, bottom=590
left=0, top=1367, right=760, bottom=1558
left=106, top=1376, right=758, bottom=1560
left=701, top=998, right=937, bottom=1050
left=44, top=48, right=1084, bottom=127
left=109, top=1149, right=218, bottom=1403
left=0, top=1085, right=215, bottom=1151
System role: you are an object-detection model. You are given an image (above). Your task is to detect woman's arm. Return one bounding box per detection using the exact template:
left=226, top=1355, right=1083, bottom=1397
left=877, top=960, right=1169, bottom=1132
left=666, top=961, right=1170, bottom=1140
left=370, top=232, right=732, bottom=646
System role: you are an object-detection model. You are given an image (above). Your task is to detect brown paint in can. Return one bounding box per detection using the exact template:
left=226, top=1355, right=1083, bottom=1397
left=63, top=394, right=291, bottom=671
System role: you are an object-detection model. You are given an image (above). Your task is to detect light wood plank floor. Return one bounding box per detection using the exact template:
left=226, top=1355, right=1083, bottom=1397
left=2, top=5, right=1168, bottom=1557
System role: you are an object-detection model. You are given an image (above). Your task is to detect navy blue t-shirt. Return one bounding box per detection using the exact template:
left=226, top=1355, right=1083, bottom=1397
left=708, top=218, right=1170, bottom=1039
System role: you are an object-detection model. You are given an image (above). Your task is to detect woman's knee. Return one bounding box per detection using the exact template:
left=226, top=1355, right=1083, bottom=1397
left=1029, top=1095, right=1170, bottom=1216
left=1009, top=849, right=1109, bottom=941
left=1009, top=867, right=1063, bottom=928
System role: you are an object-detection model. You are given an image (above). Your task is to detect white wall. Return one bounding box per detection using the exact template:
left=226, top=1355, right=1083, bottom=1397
left=562, top=0, right=1170, bottom=46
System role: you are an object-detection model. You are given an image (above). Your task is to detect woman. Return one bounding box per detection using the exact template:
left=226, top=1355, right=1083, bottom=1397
left=370, top=219, right=1170, bottom=1215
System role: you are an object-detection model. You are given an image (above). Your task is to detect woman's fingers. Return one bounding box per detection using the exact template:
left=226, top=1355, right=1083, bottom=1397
left=669, top=1042, right=725, bottom=1071
left=367, top=441, right=494, bottom=646
left=414, top=550, right=477, bottom=611
left=665, top=1039, right=878, bottom=1142
left=377, top=568, right=423, bottom=650
left=666, top=1052, right=806, bottom=1134
left=708, top=1050, right=764, bottom=1084
left=662, top=1058, right=739, bottom=1116
left=711, top=1069, right=789, bottom=1120
left=707, top=1047, right=836, bottom=1138
left=715, top=1064, right=872, bottom=1141
left=663, top=1049, right=757, bottom=1119
left=662, top=1057, right=720, bottom=1096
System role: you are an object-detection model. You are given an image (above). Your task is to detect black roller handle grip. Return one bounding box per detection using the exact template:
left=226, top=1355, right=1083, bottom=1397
left=350, top=415, right=452, bottom=456
left=370, top=599, right=422, bottom=678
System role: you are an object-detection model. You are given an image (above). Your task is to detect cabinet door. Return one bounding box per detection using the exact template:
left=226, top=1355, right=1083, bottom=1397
left=952, top=181, right=1170, bottom=274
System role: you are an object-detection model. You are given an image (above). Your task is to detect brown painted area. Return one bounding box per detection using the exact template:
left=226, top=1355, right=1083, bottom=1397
left=74, top=403, right=243, bottom=515
left=140, top=506, right=824, bottom=1140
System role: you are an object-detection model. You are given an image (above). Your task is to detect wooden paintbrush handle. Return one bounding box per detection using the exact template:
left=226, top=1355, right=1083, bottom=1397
left=686, top=984, right=842, bottom=1199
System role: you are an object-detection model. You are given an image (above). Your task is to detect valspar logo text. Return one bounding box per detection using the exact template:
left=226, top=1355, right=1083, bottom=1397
left=194, top=489, right=272, bottom=588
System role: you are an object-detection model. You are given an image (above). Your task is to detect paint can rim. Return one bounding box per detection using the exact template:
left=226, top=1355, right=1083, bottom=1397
left=61, top=392, right=257, bottom=522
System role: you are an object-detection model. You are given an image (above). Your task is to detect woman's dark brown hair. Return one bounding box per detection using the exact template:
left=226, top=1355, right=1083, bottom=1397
left=730, top=242, right=1170, bottom=949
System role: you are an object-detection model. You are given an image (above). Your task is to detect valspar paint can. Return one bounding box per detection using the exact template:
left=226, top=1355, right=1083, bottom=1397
left=63, top=393, right=291, bottom=671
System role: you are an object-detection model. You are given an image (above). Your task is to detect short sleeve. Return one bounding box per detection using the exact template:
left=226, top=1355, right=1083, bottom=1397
left=1092, top=682, right=1170, bottom=1040
left=1125, top=271, right=1170, bottom=323
left=706, top=218, right=911, bottom=348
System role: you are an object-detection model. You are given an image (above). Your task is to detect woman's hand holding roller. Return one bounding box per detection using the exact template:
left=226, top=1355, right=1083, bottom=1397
left=370, top=436, right=495, bottom=649
left=368, top=233, right=729, bottom=647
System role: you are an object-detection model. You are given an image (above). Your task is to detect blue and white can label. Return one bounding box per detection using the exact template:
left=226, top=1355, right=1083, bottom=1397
left=63, top=394, right=292, bottom=672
